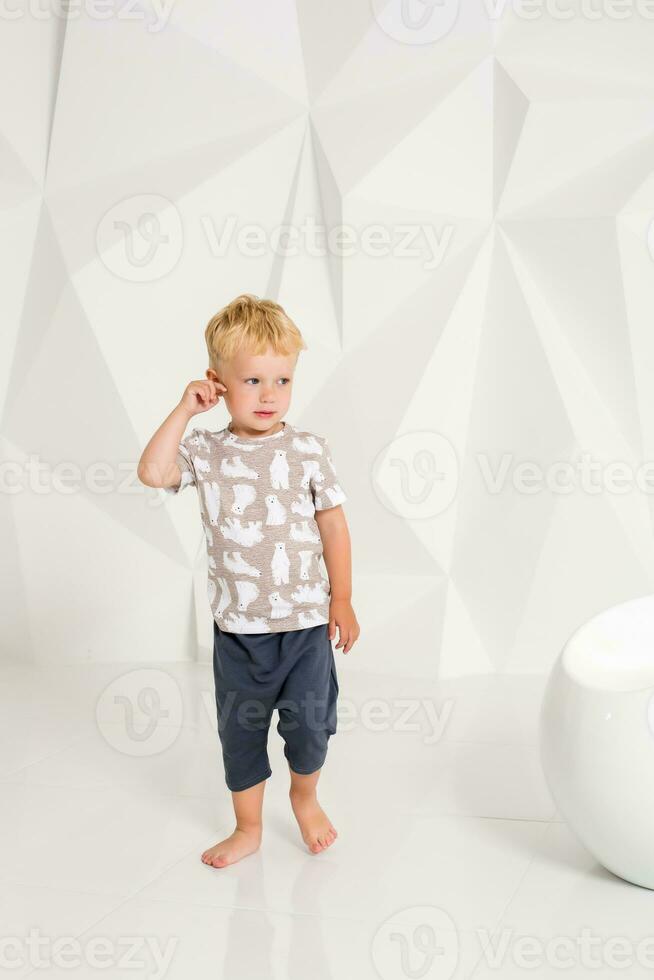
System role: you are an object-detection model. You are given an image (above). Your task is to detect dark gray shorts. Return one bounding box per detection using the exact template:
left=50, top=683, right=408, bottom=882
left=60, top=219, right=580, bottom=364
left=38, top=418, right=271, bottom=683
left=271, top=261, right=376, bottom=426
left=212, top=621, right=340, bottom=792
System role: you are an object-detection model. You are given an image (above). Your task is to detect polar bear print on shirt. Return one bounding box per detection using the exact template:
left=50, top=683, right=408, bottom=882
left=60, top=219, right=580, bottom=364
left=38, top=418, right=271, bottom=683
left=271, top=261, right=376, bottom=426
left=265, top=494, right=286, bottom=525
left=189, top=431, right=211, bottom=453
left=231, top=484, right=256, bottom=514
left=291, top=493, right=314, bottom=517
left=290, top=521, right=320, bottom=543
left=270, top=449, right=289, bottom=490
left=222, top=434, right=258, bottom=452
left=300, top=459, right=323, bottom=489
left=298, top=550, right=314, bottom=580
left=298, top=609, right=324, bottom=628
left=221, top=456, right=259, bottom=479
left=223, top=612, right=271, bottom=633
left=215, top=577, right=232, bottom=620
left=293, top=434, right=323, bottom=455
left=223, top=552, right=261, bottom=577
left=220, top=517, right=264, bottom=547
left=268, top=592, right=294, bottom=619
left=291, top=581, right=329, bottom=604
left=194, top=455, right=212, bottom=477
left=170, top=421, right=345, bottom=632
left=235, top=580, right=259, bottom=611
left=320, top=484, right=347, bottom=507
left=202, top=481, right=221, bottom=526
left=271, top=541, right=290, bottom=584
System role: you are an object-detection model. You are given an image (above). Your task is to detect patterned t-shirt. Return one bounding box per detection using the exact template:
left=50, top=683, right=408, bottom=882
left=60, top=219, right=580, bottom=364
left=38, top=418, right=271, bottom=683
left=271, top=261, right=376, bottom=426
left=164, top=420, right=348, bottom=634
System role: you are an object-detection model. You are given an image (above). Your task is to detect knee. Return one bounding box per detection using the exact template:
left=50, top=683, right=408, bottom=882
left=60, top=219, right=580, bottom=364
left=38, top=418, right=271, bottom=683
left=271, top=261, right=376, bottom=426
left=278, top=714, right=331, bottom=773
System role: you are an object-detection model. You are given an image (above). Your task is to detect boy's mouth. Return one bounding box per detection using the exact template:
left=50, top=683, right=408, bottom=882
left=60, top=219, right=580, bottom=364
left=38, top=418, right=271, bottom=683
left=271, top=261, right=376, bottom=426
left=254, top=411, right=275, bottom=417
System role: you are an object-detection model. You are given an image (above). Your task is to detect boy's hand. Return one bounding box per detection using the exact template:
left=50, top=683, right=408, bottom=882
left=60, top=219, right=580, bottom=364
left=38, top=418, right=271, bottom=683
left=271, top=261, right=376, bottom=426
left=179, top=379, right=227, bottom=417
left=328, top=599, right=360, bottom=654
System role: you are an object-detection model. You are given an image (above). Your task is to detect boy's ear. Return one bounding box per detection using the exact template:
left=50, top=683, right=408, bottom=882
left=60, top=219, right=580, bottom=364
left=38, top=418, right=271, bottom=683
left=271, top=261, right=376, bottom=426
left=206, top=367, right=227, bottom=390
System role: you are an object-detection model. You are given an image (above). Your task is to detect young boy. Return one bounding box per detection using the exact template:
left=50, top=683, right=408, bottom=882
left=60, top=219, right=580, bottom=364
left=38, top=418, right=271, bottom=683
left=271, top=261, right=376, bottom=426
left=137, top=294, right=360, bottom=867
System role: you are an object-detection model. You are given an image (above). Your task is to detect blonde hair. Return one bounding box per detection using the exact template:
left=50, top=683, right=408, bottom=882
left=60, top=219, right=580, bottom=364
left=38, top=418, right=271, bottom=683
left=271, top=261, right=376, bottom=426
left=205, top=294, right=307, bottom=371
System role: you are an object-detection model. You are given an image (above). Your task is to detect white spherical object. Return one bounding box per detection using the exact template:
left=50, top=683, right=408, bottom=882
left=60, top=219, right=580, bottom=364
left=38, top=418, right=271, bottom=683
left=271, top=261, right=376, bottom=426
left=540, top=594, right=654, bottom=889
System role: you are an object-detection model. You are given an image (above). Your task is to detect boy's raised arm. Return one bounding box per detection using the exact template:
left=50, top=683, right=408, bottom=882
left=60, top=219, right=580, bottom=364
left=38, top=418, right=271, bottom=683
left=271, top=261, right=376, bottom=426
left=137, top=379, right=226, bottom=489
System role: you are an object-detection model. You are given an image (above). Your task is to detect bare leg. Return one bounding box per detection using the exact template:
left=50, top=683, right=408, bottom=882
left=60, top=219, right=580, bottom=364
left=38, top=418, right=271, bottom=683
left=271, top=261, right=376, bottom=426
left=288, top=763, right=338, bottom=853
left=201, top=777, right=266, bottom=868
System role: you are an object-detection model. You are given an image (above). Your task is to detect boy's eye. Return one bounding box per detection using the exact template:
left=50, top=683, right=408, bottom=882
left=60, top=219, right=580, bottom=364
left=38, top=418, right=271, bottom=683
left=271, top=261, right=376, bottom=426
left=245, top=378, right=291, bottom=385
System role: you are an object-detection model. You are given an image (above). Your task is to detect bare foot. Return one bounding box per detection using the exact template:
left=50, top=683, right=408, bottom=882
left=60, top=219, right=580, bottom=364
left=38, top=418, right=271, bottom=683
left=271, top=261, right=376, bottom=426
left=201, top=826, right=262, bottom=868
left=289, top=788, right=338, bottom=854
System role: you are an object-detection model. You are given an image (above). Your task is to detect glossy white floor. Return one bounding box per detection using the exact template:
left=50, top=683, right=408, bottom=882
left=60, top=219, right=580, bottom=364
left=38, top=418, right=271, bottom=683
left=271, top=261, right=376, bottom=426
left=1, top=660, right=653, bottom=979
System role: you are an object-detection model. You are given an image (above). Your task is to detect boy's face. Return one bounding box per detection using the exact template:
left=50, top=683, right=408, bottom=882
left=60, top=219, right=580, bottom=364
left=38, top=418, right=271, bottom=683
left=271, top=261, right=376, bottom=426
left=206, top=347, right=297, bottom=433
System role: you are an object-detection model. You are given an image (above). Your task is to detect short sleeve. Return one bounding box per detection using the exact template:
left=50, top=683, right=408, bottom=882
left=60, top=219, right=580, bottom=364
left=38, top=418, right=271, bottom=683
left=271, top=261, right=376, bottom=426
left=163, top=432, right=198, bottom=495
left=311, top=436, right=347, bottom=511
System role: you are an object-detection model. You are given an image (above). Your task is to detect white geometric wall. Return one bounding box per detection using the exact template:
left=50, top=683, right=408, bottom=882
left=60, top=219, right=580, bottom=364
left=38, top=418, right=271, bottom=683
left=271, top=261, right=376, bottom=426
left=4, top=1, right=654, bottom=675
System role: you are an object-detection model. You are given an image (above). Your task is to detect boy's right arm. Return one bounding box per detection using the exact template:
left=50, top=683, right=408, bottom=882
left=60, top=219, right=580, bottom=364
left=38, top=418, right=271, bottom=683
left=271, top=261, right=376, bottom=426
left=137, top=379, right=227, bottom=490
